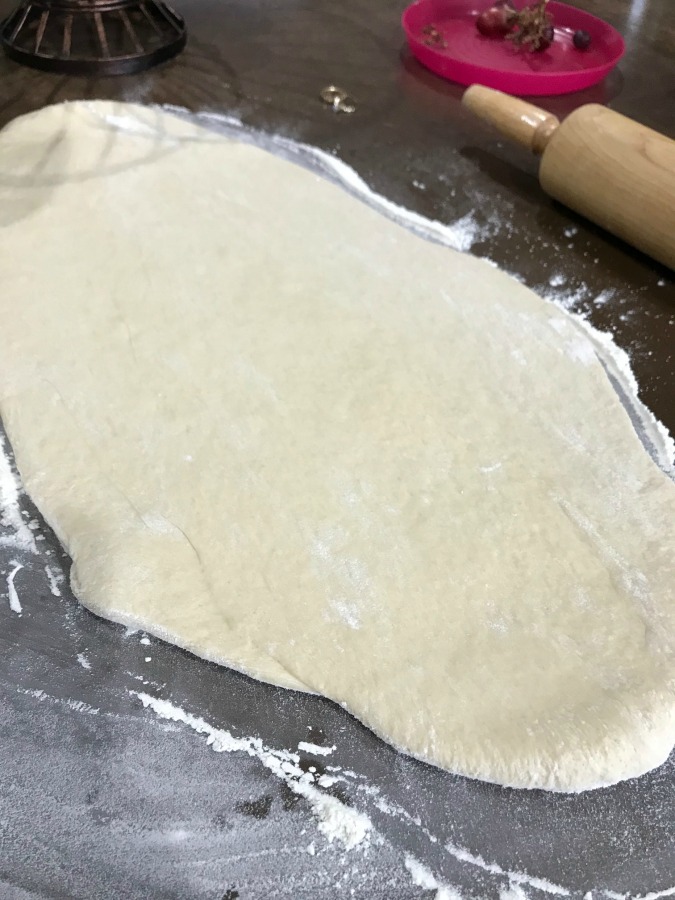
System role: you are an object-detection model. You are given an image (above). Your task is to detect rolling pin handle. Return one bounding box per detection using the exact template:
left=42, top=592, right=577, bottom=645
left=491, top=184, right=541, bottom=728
left=462, top=84, right=560, bottom=156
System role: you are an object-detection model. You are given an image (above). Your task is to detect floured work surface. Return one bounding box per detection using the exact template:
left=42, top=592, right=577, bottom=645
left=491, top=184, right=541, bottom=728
left=0, top=101, right=673, bottom=795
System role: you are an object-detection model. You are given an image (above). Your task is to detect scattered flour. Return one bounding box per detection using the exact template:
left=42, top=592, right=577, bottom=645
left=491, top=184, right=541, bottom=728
left=405, top=855, right=463, bottom=899
left=298, top=740, right=335, bottom=756
left=593, top=290, right=615, bottom=307
left=131, top=685, right=675, bottom=900
left=131, top=691, right=373, bottom=851
left=445, top=840, right=569, bottom=896
left=44, top=564, right=63, bottom=596
left=543, top=284, right=591, bottom=311
left=6, top=562, right=23, bottom=615
left=0, top=434, right=37, bottom=554
left=19, top=687, right=100, bottom=716
left=605, top=890, right=675, bottom=900
left=501, top=884, right=531, bottom=900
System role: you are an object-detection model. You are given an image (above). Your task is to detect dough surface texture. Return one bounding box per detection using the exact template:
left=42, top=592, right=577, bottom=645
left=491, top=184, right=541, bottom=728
left=1, top=102, right=673, bottom=791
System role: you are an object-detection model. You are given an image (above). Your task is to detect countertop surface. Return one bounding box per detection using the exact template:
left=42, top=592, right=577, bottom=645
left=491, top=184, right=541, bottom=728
left=0, top=0, right=673, bottom=897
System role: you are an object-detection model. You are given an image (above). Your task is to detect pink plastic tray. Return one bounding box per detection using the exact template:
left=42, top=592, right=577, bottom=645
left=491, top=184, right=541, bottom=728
left=402, top=0, right=625, bottom=96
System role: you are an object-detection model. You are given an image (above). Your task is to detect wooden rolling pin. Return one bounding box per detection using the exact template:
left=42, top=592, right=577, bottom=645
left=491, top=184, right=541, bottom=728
left=462, top=85, right=675, bottom=271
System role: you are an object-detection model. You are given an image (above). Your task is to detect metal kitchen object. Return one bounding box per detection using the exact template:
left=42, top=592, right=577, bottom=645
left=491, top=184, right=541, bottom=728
left=320, top=85, right=356, bottom=114
left=0, top=0, right=186, bottom=76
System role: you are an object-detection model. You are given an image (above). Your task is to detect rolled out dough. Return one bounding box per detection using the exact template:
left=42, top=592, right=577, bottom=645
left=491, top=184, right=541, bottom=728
left=0, top=101, right=673, bottom=792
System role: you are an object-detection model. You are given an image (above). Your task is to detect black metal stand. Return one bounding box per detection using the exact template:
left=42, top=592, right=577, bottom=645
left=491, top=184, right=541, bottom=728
left=0, top=0, right=186, bottom=76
